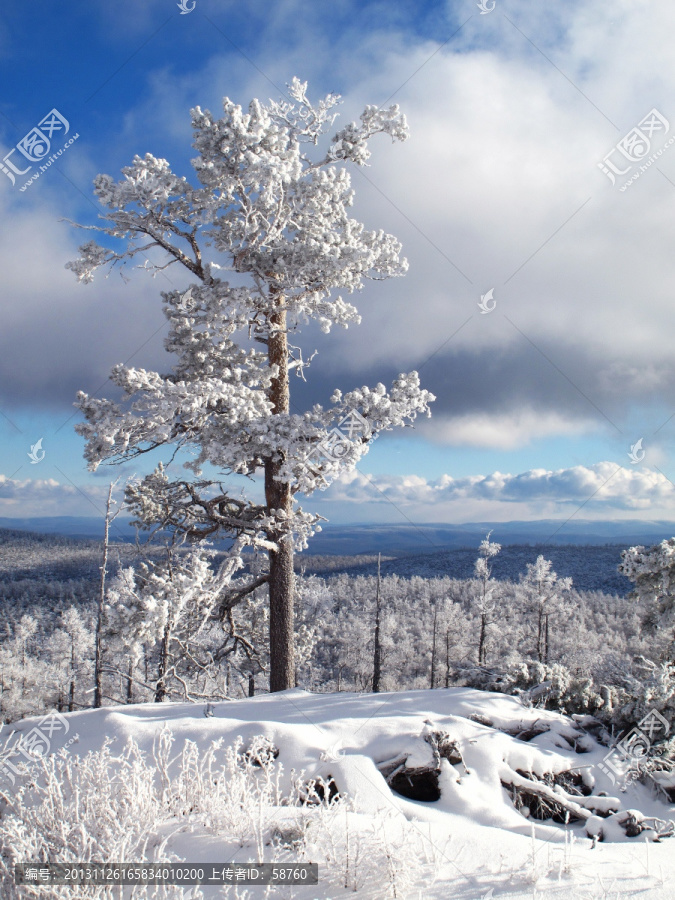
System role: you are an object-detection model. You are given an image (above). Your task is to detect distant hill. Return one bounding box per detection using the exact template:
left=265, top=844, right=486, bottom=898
left=0, top=525, right=641, bottom=595
left=299, top=520, right=675, bottom=556
left=301, top=543, right=635, bottom=596
left=0, top=516, right=142, bottom=542
left=1, top=516, right=674, bottom=555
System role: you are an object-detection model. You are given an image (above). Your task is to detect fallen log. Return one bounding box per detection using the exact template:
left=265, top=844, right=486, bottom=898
left=500, top=767, right=620, bottom=824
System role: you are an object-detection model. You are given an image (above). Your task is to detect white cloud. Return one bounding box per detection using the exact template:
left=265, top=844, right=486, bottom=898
left=418, top=409, right=595, bottom=448
left=0, top=474, right=109, bottom=517
left=322, top=461, right=675, bottom=521
left=2, top=458, right=672, bottom=523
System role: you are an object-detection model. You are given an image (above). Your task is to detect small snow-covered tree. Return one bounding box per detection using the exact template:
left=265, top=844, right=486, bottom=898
left=67, top=78, right=434, bottom=691
left=47, top=606, right=93, bottom=712
left=105, top=543, right=247, bottom=702
left=473, top=532, right=501, bottom=666
left=518, top=555, right=573, bottom=664
left=0, top=615, right=53, bottom=721
left=619, top=539, right=675, bottom=659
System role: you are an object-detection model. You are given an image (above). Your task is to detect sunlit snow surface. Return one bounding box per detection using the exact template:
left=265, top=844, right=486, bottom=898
left=4, top=687, right=675, bottom=899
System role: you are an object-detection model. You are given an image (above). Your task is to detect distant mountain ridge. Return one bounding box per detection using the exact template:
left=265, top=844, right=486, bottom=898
left=0, top=516, right=673, bottom=555
left=302, top=543, right=636, bottom=596
left=0, top=523, right=656, bottom=595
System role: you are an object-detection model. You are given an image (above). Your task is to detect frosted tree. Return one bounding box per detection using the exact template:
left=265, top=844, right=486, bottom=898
left=518, top=555, right=573, bottom=664
left=620, top=539, right=675, bottom=659
left=47, top=606, right=93, bottom=712
left=66, top=79, right=434, bottom=691
left=104, top=543, right=246, bottom=702
left=0, top=615, right=52, bottom=721
left=473, top=532, right=501, bottom=666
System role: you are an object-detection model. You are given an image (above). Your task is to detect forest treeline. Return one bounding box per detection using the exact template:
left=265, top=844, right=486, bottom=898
left=1, top=529, right=672, bottom=742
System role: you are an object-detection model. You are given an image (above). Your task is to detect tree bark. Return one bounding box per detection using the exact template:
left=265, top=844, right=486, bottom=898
left=430, top=604, right=438, bottom=689
left=265, top=294, right=295, bottom=692
left=372, top=553, right=383, bottom=693
left=94, top=481, right=117, bottom=709
left=445, top=629, right=451, bottom=689
left=68, top=636, right=76, bottom=712
left=478, top=612, right=487, bottom=666
left=155, top=622, right=171, bottom=703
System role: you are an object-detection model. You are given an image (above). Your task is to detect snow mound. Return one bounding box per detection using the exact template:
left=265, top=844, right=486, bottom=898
left=1, top=687, right=674, bottom=899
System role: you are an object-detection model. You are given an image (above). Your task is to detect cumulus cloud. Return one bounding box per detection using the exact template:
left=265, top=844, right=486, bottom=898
left=324, top=462, right=675, bottom=518
left=2, top=459, right=672, bottom=523
left=0, top=475, right=110, bottom=517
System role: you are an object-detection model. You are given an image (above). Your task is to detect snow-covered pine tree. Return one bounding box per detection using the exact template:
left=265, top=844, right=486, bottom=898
left=517, top=555, right=573, bottom=664
left=619, top=539, right=675, bottom=659
left=67, top=79, right=434, bottom=690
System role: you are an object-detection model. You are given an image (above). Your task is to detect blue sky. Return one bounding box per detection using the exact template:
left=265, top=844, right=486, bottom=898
left=1, top=0, right=675, bottom=527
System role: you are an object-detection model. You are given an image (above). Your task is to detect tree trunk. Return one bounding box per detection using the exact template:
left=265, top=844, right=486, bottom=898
left=265, top=295, right=295, bottom=692
left=544, top=614, right=550, bottom=665
left=430, top=604, right=438, bottom=689
left=248, top=672, right=255, bottom=697
left=478, top=612, right=487, bottom=666
left=94, top=482, right=116, bottom=709
left=126, top=658, right=134, bottom=703
left=372, top=553, right=383, bottom=693
left=537, top=605, right=544, bottom=662
left=155, top=622, right=171, bottom=703
left=445, top=628, right=451, bottom=688
left=68, top=637, right=76, bottom=712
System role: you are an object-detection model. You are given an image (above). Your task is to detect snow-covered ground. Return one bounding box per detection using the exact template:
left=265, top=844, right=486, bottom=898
left=2, top=687, right=674, bottom=899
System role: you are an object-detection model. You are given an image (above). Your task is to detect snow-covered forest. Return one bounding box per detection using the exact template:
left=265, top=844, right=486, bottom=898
left=0, top=529, right=667, bottom=722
